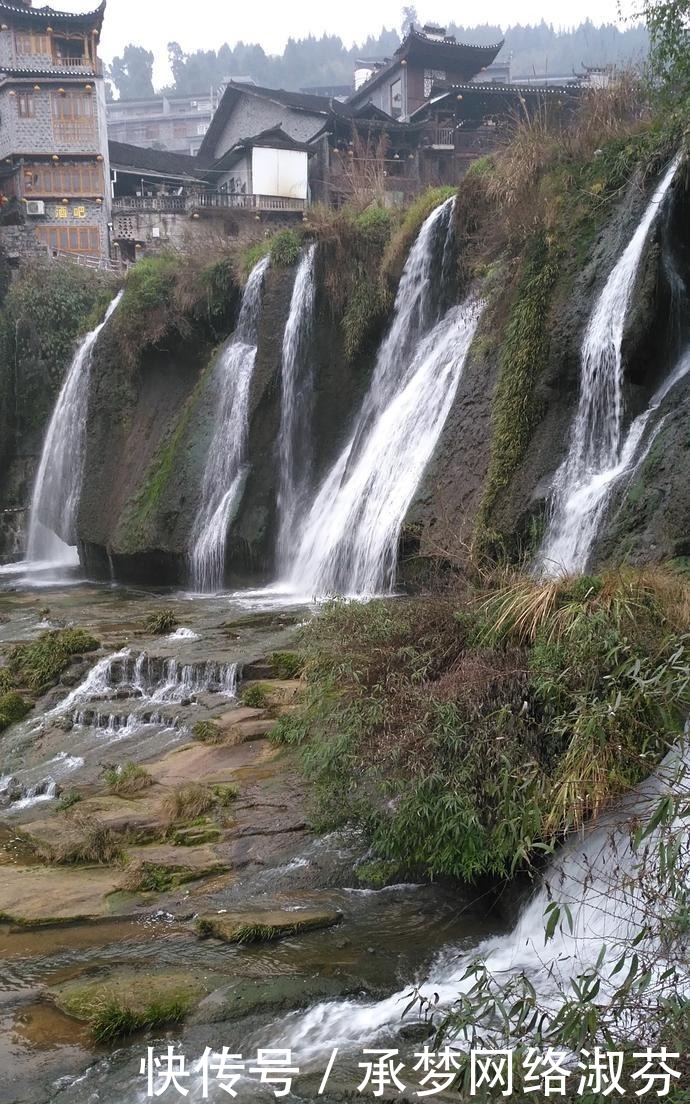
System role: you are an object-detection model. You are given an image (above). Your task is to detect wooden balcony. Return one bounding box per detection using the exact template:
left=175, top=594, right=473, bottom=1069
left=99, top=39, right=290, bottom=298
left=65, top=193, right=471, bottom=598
left=112, top=192, right=307, bottom=214
left=192, top=192, right=306, bottom=212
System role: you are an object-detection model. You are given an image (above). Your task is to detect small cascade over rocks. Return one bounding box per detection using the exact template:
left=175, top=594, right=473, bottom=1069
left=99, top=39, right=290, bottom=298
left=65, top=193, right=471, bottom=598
left=25, top=291, right=123, bottom=567
left=540, top=157, right=681, bottom=574
left=277, top=243, right=317, bottom=571
left=285, top=197, right=480, bottom=598
left=52, top=647, right=238, bottom=737
left=262, top=743, right=690, bottom=1058
left=190, top=255, right=270, bottom=592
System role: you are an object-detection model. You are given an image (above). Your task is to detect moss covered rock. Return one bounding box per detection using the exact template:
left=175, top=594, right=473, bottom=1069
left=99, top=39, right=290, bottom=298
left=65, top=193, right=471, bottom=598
left=196, top=908, right=342, bottom=944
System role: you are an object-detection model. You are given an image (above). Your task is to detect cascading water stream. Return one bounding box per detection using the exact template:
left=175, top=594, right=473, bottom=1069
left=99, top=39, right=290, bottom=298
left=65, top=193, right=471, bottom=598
left=190, top=255, right=269, bottom=592
left=284, top=197, right=479, bottom=598
left=24, top=291, right=123, bottom=567
left=258, top=741, right=690, bottom=1060
left=540, top=157, right=681, bottom=574
left=276, top=243, right=317, bottom=571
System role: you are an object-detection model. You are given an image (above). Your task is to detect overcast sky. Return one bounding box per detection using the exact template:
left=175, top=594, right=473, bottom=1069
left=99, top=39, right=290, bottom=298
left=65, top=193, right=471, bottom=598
left=94, top=0, right=638, bottom=86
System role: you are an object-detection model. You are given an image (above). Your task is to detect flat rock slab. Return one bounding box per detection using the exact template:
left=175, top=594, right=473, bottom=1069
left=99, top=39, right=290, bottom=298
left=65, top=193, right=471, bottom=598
left=196, top=908, right=342, bottom=944
left=126, top=842, right=226, bottom=884
left=52, top=969, right=212, bottom=1022
left=0, top=865, right=123, bottom=924
left=23, top=795, right=164, bottom=854
left=147, top=738, right=273, bottom=788
left=193, top=974, right=351, bottom=1024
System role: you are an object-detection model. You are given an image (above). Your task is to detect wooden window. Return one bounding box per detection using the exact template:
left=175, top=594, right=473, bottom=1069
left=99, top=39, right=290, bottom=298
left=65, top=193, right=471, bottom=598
left=390, top=78, right=403, bottom=118
left=17, top=91, right=35, bottom=118
left=35, top=224, right=100, bottom=254
left=15, top=31, right=51, bottom=56
left=23, top=163, right=103, bottom=196
left=51, top=91, right=94, bottom=120
left=51, top=90, right=96, bottom=143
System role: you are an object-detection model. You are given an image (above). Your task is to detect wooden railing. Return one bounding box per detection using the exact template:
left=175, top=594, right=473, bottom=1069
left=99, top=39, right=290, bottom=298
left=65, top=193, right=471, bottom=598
left=112, top=192, right=307, bottom=214
left=112, top=195, right=186, bottom=213
left=192, top=192, right=306, bottom=212
left=41, top=245, right=122, bottom=272
left=427, top=126, right=456, bottom=147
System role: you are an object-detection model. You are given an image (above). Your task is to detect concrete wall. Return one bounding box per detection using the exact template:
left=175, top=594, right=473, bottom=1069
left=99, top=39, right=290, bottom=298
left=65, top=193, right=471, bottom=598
left=214, top=97, right=325, bottom=159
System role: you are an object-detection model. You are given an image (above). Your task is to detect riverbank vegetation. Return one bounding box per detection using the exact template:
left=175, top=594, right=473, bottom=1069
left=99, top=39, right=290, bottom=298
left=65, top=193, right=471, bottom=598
left=273, top=565, right=690, bottom=884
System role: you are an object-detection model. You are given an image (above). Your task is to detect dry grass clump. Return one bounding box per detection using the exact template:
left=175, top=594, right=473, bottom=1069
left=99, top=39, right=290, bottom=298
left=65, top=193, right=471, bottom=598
left=43, top=814, right=123, bottom=865
left=479, top=563, right=690, bottom=646
left=161, top=782, right=216, bottom=826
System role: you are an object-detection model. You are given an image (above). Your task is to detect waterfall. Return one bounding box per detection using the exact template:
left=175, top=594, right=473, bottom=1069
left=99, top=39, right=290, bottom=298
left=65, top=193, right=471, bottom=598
left=261, top=743, right=690, bottom=1059
left=540, top=157, right=681, bottom=575
left=276, top=243, right=317, bottom=570
left=25, top=291, right=123, bottom=566
left=190, top=255, right=269, bottom=592
left=285, top=197, right=475, bottom=598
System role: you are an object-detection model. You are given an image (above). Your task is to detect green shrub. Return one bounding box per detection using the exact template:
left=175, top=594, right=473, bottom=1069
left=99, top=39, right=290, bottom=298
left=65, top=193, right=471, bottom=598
left=276, top=570, right=690, bottom=882
left=241, top=683, right=269, bottom=708
left=270, top=229, right=302, bottom=267
left=102, top=762, right=153, bottom=796
left=192, top=719, right=222, bottom=744
left=8, top=629, right=99, bottom=693
left=144, top=608, right=178, bottom=635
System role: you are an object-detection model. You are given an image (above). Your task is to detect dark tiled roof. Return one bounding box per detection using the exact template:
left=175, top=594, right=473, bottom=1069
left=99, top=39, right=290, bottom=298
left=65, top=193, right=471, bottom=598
left=199, top=80, right=332, bottom=162
left=0, top=66, right=97, bottom=76
left=108, top=139, right=204, bottom=180
left=348, top=28, right=504, bottom=107
left=0, top=1, right=105, bottom=26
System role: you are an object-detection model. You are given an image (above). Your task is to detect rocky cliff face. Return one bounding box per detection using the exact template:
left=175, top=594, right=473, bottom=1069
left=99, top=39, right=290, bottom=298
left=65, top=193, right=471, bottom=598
left=1, top=167, right=688, bottom=584
left=77, top=265, right=376, bottom=586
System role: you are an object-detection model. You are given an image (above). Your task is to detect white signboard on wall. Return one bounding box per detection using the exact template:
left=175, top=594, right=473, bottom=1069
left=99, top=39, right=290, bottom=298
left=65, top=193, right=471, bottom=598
left=251, top=147, right=308, bottom=199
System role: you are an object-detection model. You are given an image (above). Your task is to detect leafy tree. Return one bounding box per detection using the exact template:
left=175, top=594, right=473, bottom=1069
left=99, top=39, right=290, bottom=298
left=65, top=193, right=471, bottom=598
left=640, top=0, right=690, bottom=96
left=109, top=44, right=155, bottom=100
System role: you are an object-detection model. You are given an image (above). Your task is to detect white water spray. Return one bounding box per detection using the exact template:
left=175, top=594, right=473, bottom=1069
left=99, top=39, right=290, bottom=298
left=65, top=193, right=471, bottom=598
left=25, top=291, right=123, bottom=567
left=286, top=197, right=472, bottom=598
left=276, top=243, right=317, bottom=569
left=190, top=255, right=269, bottom=591
left=540, top=158, right=680, bottom=574
left=264, top=742, right=690, bottom=1058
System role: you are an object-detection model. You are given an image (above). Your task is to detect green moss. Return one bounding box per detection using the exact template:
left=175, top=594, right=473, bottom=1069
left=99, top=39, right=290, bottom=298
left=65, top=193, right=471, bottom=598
left=475, top=233, right=561, bottom=546
left=240, top=239, right=270, bottom=278
left=8, top=629, right=99, bottom=693
left=115, top=352, right=214, bottom=549
left=56, top=973, right=201, bottom=1042
left=0, top=691, right=31, bottom=729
